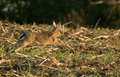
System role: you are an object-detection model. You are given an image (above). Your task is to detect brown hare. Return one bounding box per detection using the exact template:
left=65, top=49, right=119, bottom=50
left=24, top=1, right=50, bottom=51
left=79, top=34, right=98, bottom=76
left=7, top=21, right=68, bottom=53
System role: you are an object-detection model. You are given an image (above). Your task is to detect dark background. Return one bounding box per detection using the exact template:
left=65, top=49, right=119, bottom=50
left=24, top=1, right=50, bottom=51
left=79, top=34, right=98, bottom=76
left=0, top=0, right=120, bottom=28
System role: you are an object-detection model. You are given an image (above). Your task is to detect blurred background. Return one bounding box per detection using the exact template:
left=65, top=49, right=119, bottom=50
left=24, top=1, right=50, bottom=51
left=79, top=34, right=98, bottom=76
left=0, top=0, right=120, bottom=28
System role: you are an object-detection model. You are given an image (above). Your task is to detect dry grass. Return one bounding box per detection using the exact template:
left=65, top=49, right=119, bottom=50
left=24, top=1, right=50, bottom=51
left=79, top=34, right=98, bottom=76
left=0, top=21, right=120, bottom=77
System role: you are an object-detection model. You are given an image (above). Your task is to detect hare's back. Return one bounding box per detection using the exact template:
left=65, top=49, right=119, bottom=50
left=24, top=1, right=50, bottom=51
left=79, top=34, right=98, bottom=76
left=35, top=31, right=53, bottom=43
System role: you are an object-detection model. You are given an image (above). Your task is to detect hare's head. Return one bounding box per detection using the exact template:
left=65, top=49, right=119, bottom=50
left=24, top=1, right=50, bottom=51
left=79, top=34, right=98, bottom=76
left=52, top=21, right=62, bottom=37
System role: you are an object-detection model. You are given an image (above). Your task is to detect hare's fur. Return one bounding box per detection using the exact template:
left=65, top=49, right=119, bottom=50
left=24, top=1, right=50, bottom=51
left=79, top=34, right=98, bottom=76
left=8, top=21, right=68, bottom=53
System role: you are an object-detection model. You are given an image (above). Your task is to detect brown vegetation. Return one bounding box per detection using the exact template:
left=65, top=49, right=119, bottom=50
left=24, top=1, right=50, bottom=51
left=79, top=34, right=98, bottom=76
left=0, top=21, right=120, bottom=76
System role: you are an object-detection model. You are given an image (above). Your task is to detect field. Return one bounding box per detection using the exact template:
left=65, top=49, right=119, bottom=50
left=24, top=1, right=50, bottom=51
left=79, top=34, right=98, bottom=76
left=0, top=21, right=120, bottom=77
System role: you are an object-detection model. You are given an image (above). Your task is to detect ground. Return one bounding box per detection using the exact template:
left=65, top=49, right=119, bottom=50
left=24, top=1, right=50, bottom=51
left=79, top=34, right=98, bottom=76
left=0, top=21, right=120, bottom=77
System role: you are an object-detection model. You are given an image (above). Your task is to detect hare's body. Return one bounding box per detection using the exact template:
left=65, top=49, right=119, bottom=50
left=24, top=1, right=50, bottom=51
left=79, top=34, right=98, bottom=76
left=8, top=21, right=68, bottom=53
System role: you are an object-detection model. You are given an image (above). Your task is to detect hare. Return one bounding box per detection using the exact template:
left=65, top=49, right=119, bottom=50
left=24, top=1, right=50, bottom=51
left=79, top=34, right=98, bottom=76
left=7, top=21, right=68, bottom=53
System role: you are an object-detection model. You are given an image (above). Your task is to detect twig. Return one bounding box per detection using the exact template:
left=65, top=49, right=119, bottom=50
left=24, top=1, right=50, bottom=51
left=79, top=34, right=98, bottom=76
left=62, top=21, right=72, bottom=35
left=38, top=59, right=50, bottom=66
left=94, top=18, right=101, bottom=29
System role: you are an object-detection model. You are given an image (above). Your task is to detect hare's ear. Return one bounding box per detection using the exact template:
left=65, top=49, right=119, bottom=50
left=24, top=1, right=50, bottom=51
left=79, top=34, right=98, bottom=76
left=53, top=21, right=61, bottom=31
left=53, top=21, right=56, bottom=27
left=56, top=21, right=61, bottom=28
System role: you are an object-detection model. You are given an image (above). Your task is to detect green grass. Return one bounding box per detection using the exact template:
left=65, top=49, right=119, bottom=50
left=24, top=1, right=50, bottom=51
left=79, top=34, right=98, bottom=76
left=0, top=22, right=120, bottom=77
